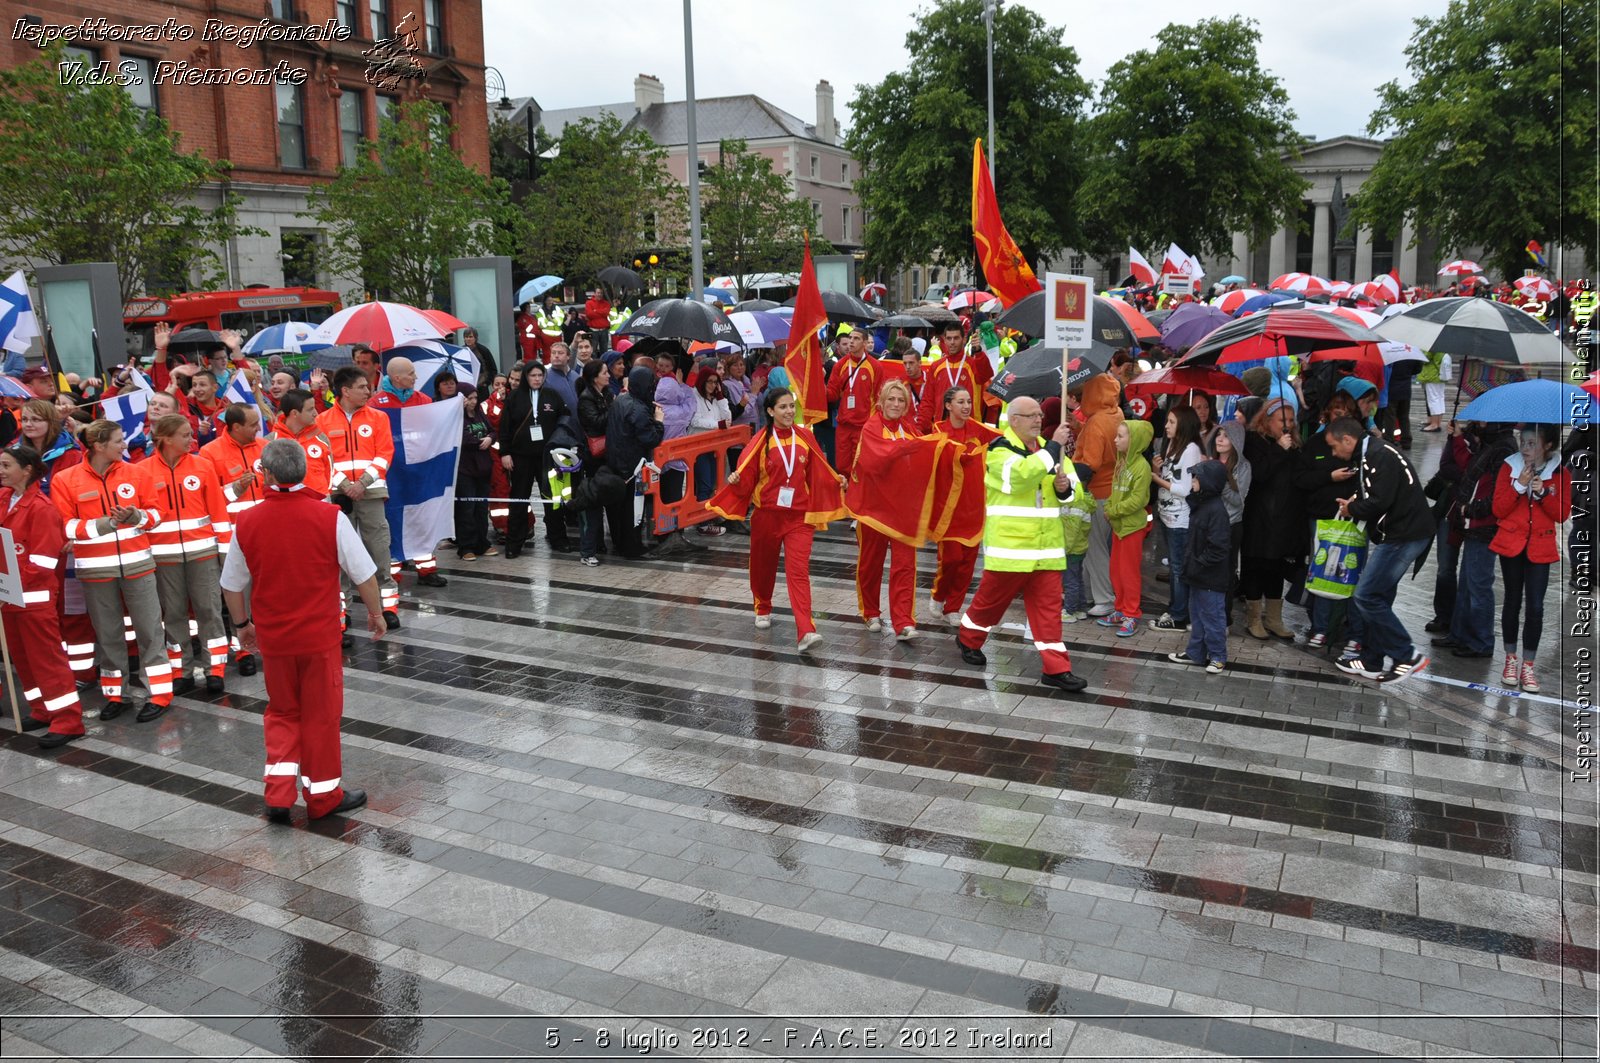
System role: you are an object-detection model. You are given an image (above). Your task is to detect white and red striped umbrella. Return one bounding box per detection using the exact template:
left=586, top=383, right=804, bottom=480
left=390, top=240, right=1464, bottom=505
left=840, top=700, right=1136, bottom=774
left=1213, top=288, right=1267, bottom=315
left=1308, top=304, right=1384, bottom=329
left=308, top=301, right=447, bottom=351
left=1513, top=276, right=1556, bottom=300
left=1364, top=273, right=1403, bottom=303
left=946, top=289, right=999, bottom=311
left=1438, top=259, right=1482, bottom=276
left=420, top=308, right=469, bottom=334
left=859, top=282, right=888, bottom=301
left=1273, top=274, right=1333, bottom=296
left=1326, top=280, right=1355, bottom=298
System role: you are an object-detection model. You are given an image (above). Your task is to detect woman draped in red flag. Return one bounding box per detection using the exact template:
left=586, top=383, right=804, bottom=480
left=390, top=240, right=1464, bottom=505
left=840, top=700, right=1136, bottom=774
left=929, top=387, right=1000, bottom=624
left=709, top=388, right=844, bottom=652
left=845, top=378, right=959, bottom=640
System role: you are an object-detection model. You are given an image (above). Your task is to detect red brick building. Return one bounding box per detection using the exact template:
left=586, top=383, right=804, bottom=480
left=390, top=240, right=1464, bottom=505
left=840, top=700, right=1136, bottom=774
left=2, top=0, right=490, bottom=292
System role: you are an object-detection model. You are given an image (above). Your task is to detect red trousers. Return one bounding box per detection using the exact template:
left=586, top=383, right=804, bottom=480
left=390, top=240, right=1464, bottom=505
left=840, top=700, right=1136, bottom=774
left=3, top=608, right=85, bottom=736
left=59, top=611, right=96, bottom=683
left=932, top=540, right=980, bottom=616
left=835, top=424, right=864, bottom=478
left=488, top=458, right=511, bottom=534
left=958, top=568, right=1072, bottom=675
left=749, top=508, right=816, bottom=639
left=1111, top=525, right=1148, bottom=619
left=261, top=647, right=348, bottom=819
left=856, top=525, right=917, bottom=630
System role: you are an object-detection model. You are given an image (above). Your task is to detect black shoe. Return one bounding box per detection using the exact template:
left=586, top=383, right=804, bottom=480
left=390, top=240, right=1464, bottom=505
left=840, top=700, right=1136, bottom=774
left=237, top=655, right=258, bottom=677
left=38, top=731, right=82, bottom=750
left=1432, top=634, right=1459, bottom=647
left=504, top=547, right=522, bottom=559
left=266, top=805, right=292, bottom=824
left=20, top=717, right=47, bottom=732
left=135, top=701, right=169, bottom=723
left=205, top=675, right=224, bottom=693
left=383, top=611, right=400, bottom=631
left=173, top=676, right=197, bottom=696
left=417, top=573, right=448, bottom=587
left=341, top=632, right=354, bottom=649
left=958, top=636, right=986, bottom=667
left=549, top=542, right=576, bottom=554
left=1040, top=671, right=1090, bottom=693
left=330, top=789, right=367, bottom=815
left=1451, top=646, right=1493, bottom=658
left=1423, top=619, right=1449, bottom=633
left=98, top=702, right=124, bottom=722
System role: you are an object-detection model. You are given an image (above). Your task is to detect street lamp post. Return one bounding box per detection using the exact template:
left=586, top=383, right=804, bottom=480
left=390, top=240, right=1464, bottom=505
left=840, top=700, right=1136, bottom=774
left=984, top=0, right=996, bottom=176
left=683, top=0, right=705, bottom=302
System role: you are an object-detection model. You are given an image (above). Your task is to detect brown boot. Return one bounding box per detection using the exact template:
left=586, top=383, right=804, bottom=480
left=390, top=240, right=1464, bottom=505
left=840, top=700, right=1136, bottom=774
left=1263, top=598, right=1295, bottom=639
left=1245, top=598, right=1269, bottom=640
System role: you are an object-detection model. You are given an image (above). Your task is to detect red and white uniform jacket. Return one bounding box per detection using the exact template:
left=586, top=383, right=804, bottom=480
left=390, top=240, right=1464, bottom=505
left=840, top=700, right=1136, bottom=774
left=51, top=460, right=162, bottom=581
left=316, top=404, right=394, bottom=496
left=270, top=416, right=337, bottom=498
left=0, top=482, right=66, bottom=610
left=200, top=434, right=267, bottom=539
left=140, top=452, right=230, bottom=563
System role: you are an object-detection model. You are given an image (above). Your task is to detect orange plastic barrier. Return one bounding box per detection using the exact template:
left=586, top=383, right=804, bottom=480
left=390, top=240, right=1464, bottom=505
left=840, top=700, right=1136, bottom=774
left=641, top=425, right=752, bottom=535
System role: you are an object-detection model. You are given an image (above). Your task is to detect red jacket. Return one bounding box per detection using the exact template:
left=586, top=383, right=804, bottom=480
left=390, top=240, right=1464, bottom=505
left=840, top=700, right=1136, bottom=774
left=826, top=354, right=881, bottom=428
left=232, top=487, right=344, bottom=656
left=0, top=481, right=66, bottom=610
left=316, top=403, right=395, bottom=494
left=1490, top=457, right=1571, bottom=564
left=270, top=416, right=336, bottom=497
left=51, top=459, right=163, bottom=581
left=200, top=433, right=267, bottom=532
left=140, top=451, right=230, bottom=562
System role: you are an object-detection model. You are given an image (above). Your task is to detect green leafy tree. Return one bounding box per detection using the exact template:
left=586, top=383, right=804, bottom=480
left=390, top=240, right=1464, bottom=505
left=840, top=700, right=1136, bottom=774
left=701, top=139, right=833, bottom=293
left=845, top=0, right=1088, bottom=276
left=489, top=109, right=559, bottom=192
left=307, top=99, right=515, bottom=306
left=1352, top=0, right=1597, bottom=279
left=1077, top=17, right=1307, bottom=263
left=0, top=46, right=253, bottom=299
left=520, top=113, right=685, bottom=282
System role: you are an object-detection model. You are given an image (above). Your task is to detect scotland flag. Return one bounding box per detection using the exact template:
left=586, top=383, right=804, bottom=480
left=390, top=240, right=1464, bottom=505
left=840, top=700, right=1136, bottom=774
left=381, top=397, right=462, bottom=562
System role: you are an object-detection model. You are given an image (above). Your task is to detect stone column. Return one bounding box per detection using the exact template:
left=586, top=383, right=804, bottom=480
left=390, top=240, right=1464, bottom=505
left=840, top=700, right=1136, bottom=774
left=1231, top=232, right=1250, bottom=281
left=1354, top=226, right=1373, bottom=280
left=1267, top=224, right=1290, bottom=281
left=1312, top=202, right=1331, bottom=279
left=1399, top=219, right=1419, bottom=287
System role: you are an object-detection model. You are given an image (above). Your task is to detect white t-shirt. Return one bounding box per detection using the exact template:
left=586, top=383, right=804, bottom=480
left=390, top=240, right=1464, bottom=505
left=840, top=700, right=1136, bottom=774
left=1155, top=442, right=1204, bottom=529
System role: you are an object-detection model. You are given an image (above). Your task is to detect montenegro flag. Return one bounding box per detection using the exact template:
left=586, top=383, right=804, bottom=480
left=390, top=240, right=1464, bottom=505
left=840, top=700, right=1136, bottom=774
left=971, top=139, right=1042, bottom=308
left=783, top=236, right=829, bottom=425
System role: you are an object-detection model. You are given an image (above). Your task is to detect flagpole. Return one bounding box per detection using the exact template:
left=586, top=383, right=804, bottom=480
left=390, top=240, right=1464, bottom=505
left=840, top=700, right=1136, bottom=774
left=683, top=0, right=705, bottom=303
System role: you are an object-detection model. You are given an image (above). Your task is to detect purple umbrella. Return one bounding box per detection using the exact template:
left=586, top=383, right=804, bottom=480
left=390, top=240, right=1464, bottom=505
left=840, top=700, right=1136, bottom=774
left=1159, top=303, right=1232, bottom=352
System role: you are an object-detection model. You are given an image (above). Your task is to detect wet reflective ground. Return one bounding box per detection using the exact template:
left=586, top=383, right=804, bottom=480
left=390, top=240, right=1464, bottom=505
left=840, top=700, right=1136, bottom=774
left=1, top=428, right=1596, bottom=1060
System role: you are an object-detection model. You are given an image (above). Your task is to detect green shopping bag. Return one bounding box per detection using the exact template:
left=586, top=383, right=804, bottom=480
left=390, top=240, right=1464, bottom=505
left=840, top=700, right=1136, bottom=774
left=1308, top=518, right=1367, bottom=599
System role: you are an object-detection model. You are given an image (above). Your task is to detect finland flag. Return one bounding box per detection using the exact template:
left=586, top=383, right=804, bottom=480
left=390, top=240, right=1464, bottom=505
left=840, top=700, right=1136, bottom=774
left=101, top=389, right=149, bottom=450
left=381, top=397, right=462, bottom=562
left=0, top=270, right=39, bottom=355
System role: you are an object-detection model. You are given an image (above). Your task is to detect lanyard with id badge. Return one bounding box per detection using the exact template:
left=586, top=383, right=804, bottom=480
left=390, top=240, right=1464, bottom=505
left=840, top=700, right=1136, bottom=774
left=774, top=431, right=798, bottom=508
left=845, top=358, right=869, bottom=410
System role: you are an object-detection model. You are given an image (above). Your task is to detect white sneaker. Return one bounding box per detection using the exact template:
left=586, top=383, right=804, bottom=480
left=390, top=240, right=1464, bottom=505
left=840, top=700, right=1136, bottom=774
left=929, top=594, right=942, bottom=616
left=896, top=626, right=917, bottom=641
left=864, top=617, right=882, bottom=632
left=797, top=632, right=821, bottom=653
left=1087, top=603, right=1115, bottom=617
left=942, top=612, right=961, bottom=628
left=1205, top=660, right=1225, bottom=675
left=1063, top=610, right=1088, bottom=623
left=754, top=615, right=771, bottom=630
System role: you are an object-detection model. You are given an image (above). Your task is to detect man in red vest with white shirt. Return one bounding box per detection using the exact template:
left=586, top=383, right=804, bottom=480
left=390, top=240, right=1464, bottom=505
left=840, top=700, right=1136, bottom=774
left=222, top=438, right=385, bottom=823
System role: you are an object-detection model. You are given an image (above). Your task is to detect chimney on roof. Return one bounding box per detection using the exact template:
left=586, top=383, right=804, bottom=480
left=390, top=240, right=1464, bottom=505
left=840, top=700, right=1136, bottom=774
left=815, top=80, right=836, bottom=144
left=634, top=73, right=664, bottom=113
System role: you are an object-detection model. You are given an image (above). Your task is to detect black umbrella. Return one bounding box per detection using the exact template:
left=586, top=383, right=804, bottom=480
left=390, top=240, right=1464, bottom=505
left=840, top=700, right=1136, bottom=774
left=616, top=297, right=742, bottom=346
left=306, top=345, right=356, bottom=372
left=879, top=314, right=935, bottom=330
left=168, top=327, right=224, bottom=354
left=597, top=265, right=644, bottom=291
left=987, top=343, right=1112, bottom=403
left=905, top=303, right=961, bottom=325
left=732, top=298, right=781, bottom=313
left=783, top=290, right=877, bottom=323
left=995, top=292, right=1152, bottom=350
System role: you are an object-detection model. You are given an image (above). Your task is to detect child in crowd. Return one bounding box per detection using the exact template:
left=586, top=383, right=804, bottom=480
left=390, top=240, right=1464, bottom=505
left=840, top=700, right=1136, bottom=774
left=1099, top=418, right=1154, bottom=637
left=1207, top=420, right=1252, bottom=625
left=1060, top=473, right=1094, bottom=622
left=1169, top=460, right=1233, bottom=674
left=1151, top=407, right=1204, bottom=631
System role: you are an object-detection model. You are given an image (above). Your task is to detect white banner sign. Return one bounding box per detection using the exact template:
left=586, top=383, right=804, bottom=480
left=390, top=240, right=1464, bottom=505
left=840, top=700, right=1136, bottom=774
left=1045, top=273, right=1093, bottom=350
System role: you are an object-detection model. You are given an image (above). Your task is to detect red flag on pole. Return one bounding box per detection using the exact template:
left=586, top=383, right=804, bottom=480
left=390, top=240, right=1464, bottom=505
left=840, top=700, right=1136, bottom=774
left=784, top=236, right=829, bottom=425
left=971, top=139, right=1041, bottom=307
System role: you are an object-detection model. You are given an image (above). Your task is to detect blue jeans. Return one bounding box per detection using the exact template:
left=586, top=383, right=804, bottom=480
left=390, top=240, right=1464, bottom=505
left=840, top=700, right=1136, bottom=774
left=1061, top=553, right=1086, bottom=613
left=1185, top=588, right=1228, bottom=663
left=1449, top=539, right=1497, bottom=654
left=1165, top=524, right=1190, bottom=622
left=693, top=452, right=719, bottom=502
left=1351, top=536, right=1431, bottom=667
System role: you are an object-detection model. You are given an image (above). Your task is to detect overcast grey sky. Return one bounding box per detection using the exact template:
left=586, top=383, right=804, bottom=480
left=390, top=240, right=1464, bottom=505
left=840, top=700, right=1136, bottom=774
left=484, top=0, right=1449, bottom=143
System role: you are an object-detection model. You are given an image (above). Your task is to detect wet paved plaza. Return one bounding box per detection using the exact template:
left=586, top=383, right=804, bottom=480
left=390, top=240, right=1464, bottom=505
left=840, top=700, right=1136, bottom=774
left=0, top=430, right=1596, bottom=1060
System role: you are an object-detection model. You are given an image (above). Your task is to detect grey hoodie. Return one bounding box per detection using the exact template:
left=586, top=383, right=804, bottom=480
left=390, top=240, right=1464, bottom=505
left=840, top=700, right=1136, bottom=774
left=1211, top=419, right=1252, bottom=524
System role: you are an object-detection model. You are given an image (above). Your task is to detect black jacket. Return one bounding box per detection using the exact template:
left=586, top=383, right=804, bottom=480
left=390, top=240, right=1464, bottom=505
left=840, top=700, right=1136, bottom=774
left=1294, top=430, right=1356, bottom=521
left=1453, top=429, right=1516, bottom=541
left=577, top=385, right=613, bottom=439
left=1184, top=461, right=1234, bottom=592
left=1241, top=431, right=1306, bottom=559
left=1346, top=437, right=1434, bottom=543
left=605, top=367, right=664, bottom=476
left=459, top=408, right=494, bottom=479
left=498, top=385, right=569, bottom=457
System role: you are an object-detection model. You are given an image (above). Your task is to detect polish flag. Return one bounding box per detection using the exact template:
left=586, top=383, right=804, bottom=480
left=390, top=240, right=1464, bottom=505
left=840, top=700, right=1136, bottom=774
left=1127, top=247, right=1157, bottom=286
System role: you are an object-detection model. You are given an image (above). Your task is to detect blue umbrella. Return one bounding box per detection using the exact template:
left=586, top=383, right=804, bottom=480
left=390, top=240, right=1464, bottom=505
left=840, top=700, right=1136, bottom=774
left=1231, top=292, right=1302, bottom=318
left=1219, top=274, right=1247, bottom=285
left=0, top=375, right=33, bottom=399
left=1457, top=379, right=1592, bottom=426
left=700, top=288, right=734, bottom=306
left=382, top=339, right=479, bottom=395
left=241, top=320, right=331, bottom=355
left=516, top=275, right=562, bottom=305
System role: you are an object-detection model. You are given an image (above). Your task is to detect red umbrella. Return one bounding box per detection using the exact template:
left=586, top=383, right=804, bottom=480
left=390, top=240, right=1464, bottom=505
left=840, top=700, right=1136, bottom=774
left=1582, top=370, right=1600, bottom=401
left=421, top=308, right=469, bottom=333
left=309, top=301, right=447, bottom=351
left=1125, top=364, right=1253, bottom=399
left=1102, top=297, right=1161, bottom=344
left=1179, top=309, right=1383, bottom=366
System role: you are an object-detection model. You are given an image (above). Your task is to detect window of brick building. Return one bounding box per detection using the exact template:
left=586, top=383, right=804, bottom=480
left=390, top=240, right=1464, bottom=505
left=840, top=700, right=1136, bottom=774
left=841, top=205, right=851, bottom=243
left=122, top=55, right=157, bottom=115
left=425, top=0, right=445, bottom=53
left=336, top=0, right=358, bottom=33
left=276, top=81, right=307, bottom=170
left=369, top=0, right=389, bottom=41
left=269, top=1, right=295, bottom=21
left=59, top=45, right=98, bottom=85
left=338, top=89, right=365, bottom=165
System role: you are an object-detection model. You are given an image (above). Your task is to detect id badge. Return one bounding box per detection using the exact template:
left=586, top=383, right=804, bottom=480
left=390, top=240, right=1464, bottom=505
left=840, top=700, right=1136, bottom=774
left=847, top=395, right=857, bottom=410
left=776, top=486, right=796, bottom=508
left=529, top=424, right=544, bottom=442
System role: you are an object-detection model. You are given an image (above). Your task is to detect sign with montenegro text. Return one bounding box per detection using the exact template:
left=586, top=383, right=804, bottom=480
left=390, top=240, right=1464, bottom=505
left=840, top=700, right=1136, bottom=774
left=1045, top=273, right=1093, bottom=350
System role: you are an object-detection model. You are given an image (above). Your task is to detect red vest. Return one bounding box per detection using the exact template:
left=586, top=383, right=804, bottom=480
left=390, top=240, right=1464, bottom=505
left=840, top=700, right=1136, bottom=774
left=232, top=487, right=342, bottom=656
